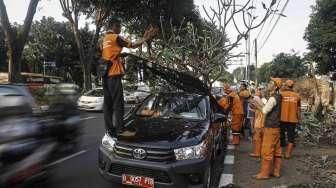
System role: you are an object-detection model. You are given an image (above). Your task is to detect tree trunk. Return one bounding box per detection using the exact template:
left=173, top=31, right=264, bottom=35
left=7, top=43, right=22, bottom=82
left=0, top=0, right=39, bottom=83
left=87, top=25, right=101, bottom=87
left=72, top=25, right=90, bottom=91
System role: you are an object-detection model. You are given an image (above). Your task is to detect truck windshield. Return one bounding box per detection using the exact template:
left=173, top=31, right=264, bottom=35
left=136, top=94, right=208, bottom=120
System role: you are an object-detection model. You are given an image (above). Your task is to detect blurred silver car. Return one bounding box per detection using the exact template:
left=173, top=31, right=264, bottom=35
left=0, top=84, right=37, bottom=113
left=77, top=88, right=104, bottom=111
left=124, top=85, right=150, bottom=104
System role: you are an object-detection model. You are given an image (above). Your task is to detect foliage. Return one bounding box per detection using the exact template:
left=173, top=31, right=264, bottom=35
left=22, top=17, right=96, bottom=87
left=0, top=0, right=40, bottom=82
left=258, top=62, right=272, bottom=83
left=232, top=65, right=256, bottom=82
left=0, top=28, right=6, bottom=71
left=140, top=0, right=279, bottom=88
left=301, top=111, right=336, bottom=145
left=258, top=52, right=307, bottom=83
left=270, top=52, right=307, bottom=78
left=304, top=0, right=336, bottom=74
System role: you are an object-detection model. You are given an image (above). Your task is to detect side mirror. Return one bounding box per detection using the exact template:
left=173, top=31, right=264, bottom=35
left=214, top=113, right=226, bottom=123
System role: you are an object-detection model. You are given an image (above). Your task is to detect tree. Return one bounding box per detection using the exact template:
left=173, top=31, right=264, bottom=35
left=0, top=27, right=7, bottom=71
left=270, top=52, right=307, bottom=78
left=23, top=17, right=76, bottom=74
left=304, top=0, right=336, bottom=74
left=218, top=70, right=234, bottom=83
left=0, top=0, right=40, bottom=82
left=257, top=52, right=307, bottom=83
left=232, top=65, right=256, bottom=82
left=22, top=17, right=96, bottom=86
left=143, top=0, right=279, bottom=88
left=258, top=62, right=272, bottom=83
left=60, top=0, right=91, bottom=90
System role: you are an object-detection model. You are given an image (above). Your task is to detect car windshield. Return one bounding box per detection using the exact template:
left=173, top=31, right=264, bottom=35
left=136, top=94, right=208, bottom=120
left=85, top=89, right=103, bottom=97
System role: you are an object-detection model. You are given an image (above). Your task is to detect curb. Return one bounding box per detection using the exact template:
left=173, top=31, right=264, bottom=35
left=218, top=142, right=235, bottom=188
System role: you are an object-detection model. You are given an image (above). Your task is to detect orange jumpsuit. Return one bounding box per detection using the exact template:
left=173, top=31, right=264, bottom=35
left=218, top=92, right=244, bottom=145
left=250, top=96, right=265, bottom=158
left=280, top=90, right=301, bottom=158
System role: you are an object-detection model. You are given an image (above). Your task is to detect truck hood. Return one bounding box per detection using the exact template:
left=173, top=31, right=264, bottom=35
left=117, top=117, right=209, bottom=149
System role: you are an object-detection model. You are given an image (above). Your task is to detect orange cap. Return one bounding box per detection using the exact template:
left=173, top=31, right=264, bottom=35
left=285, top=80, right=294, bottom=87
left=271, top=77, right=282, bottom=88
left=223, top=83, right=231, bottom=93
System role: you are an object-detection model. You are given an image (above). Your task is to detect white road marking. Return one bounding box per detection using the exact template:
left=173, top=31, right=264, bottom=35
left=46, top=150, right=87, bottom=167
left=218, top=174, right=233, bottom=187
left=80, top=116, right=97, bottom=121
left=227, top=145, right=235, bottom=150
left=224, top=155, right=235, bottom=165
left=273, top=186, right=288, bottom=188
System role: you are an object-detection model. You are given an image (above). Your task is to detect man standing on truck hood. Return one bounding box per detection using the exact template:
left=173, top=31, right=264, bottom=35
left=251, top=78, right=283, bottom=180
left=100, top=18, right=158, bottom=137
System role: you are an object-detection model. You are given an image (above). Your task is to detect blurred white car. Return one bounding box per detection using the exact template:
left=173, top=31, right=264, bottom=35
left=124, top=85, right=150, bottom=104
left=77, top=88, right=104, bottom=111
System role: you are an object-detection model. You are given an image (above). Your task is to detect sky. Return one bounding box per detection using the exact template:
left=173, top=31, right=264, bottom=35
left=3, top=0, right=316, bottom=71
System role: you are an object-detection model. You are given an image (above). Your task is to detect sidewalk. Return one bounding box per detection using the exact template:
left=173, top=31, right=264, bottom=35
left=233, top=138, right=317, bottom=188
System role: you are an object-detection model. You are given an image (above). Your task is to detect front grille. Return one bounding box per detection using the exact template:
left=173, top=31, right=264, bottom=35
left=114, top=143, right=175, bottom=163
left=109, top=163, right=171, bottom=183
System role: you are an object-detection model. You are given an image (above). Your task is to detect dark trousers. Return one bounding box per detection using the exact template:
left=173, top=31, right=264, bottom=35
left=103, top=76, right=124, bottom=136
left=280, top=122, right=297, bottom=147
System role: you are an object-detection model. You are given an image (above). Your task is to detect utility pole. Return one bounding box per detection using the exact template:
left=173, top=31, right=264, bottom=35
left=245, top=37, right=249, bottom=81
left=254, top=39, right=258, bottom=86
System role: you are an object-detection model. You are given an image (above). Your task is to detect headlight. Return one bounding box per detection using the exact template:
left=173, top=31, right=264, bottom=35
left=102, top=133, right=116, bottom=152
left=174, top=141, right=208, bottom=160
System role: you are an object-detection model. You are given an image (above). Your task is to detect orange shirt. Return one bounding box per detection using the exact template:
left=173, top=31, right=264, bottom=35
left=280, top=90, right=301, bottom=123
left=218, top=92, right=244, bottom=115
left=101, top=33, right=125, bottom=77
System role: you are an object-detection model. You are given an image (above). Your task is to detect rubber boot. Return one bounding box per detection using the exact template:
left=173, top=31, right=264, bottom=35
left=285, top=143, right=294, bottom=159
left=271, top=157, right=282, bottom=178
left=249, top=139, right=261, bottom=158
left=254, top=159, right=271, bottom=180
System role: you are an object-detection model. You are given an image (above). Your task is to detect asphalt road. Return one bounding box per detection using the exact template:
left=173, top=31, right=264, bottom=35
left=32, top=110, right=224, bottom=188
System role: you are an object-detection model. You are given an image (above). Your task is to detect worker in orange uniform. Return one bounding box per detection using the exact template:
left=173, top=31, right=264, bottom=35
left=218, top=84, right=244, bottom=145
left=100, top=18, right=158, bottom=137
left=280, top=80, right=301, bottom=159
left=249, top=90, right=265, bottom=158
left=239, top=83, right=252, bottom=139
left=251, top=78, right=283, bottom=180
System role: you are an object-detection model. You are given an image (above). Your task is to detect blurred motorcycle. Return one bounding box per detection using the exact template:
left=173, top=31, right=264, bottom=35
left=0, top=85, right=56, bottom=187
left=39, top=84, right=82, bottom=153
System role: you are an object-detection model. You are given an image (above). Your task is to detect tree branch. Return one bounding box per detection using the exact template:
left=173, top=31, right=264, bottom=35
left=19, top=0, right=39, bottom=46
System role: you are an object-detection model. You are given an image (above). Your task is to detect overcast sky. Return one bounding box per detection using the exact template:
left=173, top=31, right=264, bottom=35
left=3, top=0, right=316, bottom=71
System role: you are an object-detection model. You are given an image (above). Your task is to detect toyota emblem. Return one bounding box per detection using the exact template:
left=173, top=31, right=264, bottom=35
left=133, top=148, right=147, bottom=160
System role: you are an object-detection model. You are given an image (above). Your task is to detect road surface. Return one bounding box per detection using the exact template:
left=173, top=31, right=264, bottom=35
left=32, top=111, right=225, bottom=188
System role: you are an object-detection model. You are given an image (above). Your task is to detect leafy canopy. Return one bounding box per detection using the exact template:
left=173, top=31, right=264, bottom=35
left=304, top=0, right=336, bottom=74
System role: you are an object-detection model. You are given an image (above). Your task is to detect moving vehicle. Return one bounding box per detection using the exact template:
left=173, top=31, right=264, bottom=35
left=0, top=85, right=56, bottom=187
left=77, top=88, right=104, bottom=111
left=99, top=92, right=227, bottom=188
left=124, top=84, right=150, bottom=104
left=42, top=98, right=82, bottom=153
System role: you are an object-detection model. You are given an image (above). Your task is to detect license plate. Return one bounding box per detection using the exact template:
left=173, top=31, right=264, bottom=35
left=122, top=174, right=154, bottom=188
